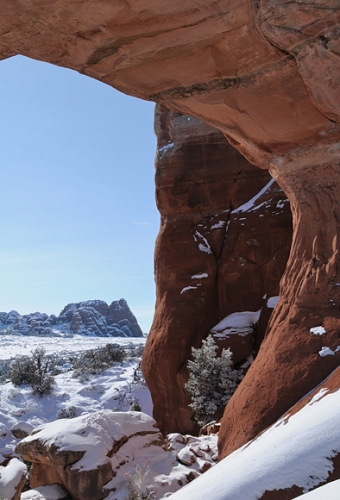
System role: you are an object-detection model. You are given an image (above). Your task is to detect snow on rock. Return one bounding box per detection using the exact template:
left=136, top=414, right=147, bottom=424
left=266, top=296, right=279, bottom=309
left=310, top=326, right=327, bottom=336
left=20, top=484, right=71, bottom=500
left=0, top=458, right=27, bottom=500
left=180, top=286, right=200, bottom=294
left=162, top=386, right=340, bottom=500
left=211, top=311, right=260, bottom=338
left=231, top=178, right=275, bottom=214
left=15, top=411, right=218, bottom=500
left=293, top=479, right=340, bottom=499
left=210, top=311, right=260, bottom=364
left=193, top=231, right=212, bottom=255
left=319, top=346, right=340, bottom=357
left=191, top=273, right=208, bottom=279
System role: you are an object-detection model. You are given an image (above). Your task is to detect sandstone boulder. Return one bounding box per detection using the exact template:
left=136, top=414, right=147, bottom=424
left=15, top=411, right=218, bottom=499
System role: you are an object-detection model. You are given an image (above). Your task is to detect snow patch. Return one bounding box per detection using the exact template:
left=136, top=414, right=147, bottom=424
left=166, top=387, right=340, bottom=500
left=211, top=311, right=260, bottom=338
left=266, top=296, right=279, bottom=309
left=191, top=273, right=208, bottom=280
left=159, top=142, right=174, bottom=154
left=180, top=286, right=199, bottom=294
left=194, top=231, right=212, bottom=255
left=310, top=326, right=327, bottom=336
left=211, top=221, right=225, bottom=229
left=232, top=179, right=275, bottom=214
left=319, top=346, right=340, bottom=357
left=21, top=484, right=69, bottom=500
left=293, top=479, right=340, bottom=499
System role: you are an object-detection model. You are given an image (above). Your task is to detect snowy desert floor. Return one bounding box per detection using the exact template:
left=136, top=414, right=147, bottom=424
left=0, top=334, right=218, bottom=500
left=0, top=334, right=150, bottom=457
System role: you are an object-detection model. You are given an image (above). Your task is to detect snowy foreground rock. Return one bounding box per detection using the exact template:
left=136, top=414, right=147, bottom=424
left=166, top=382, right=340, bottom=500
left=15, top=411, right=217, bottom=500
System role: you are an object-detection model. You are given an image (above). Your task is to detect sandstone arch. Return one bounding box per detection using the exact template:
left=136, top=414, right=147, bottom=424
left=1, top=0, right=340, bottom=458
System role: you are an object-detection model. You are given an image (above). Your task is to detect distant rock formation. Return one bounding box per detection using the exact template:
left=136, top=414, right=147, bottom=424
left=0, top=299, right=143, bottom=337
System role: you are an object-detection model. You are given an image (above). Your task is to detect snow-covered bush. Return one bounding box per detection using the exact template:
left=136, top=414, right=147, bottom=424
left=9, top=347, right=56, bottom=397
left=57, top=405, right=77, bottom=419
left=72, top=343, right=126, bottom=378
left=185, top=335, right=243, bottom=426
left=124, top=464, right=155, bottom=500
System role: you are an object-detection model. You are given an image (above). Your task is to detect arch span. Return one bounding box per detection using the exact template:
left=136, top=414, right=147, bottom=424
left=2, top=0, right=340, bottom=457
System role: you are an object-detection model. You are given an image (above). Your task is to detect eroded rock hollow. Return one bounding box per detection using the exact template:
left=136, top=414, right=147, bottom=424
left=1, top=0, right=340, bottom=458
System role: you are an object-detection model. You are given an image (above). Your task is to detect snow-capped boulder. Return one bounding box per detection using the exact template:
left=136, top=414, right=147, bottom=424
left=15, top=411, right=218, bottom=500
left=11, top=421, right=34, bottom=439
left=15, top=411, right=163, bottom=500
left=0, top=457, right=27, bottom=500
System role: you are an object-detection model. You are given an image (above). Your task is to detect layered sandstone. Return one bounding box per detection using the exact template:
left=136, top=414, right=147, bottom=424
left=0, top=0, right=340, bottom=458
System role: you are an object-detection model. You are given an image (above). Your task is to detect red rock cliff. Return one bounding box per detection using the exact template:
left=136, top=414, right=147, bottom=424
left=1, top=0, right=339, bottom=457
left=142, top=105, right=291, bottom=434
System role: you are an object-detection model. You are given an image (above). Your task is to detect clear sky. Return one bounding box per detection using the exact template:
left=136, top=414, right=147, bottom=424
left=0, top=55, right=159, bottom=333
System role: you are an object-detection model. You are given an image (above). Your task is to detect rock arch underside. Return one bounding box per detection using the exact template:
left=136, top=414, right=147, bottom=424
left=2, top=0, right=340, bottom=464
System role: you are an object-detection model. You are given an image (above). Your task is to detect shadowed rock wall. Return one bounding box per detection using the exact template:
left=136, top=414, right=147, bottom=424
left=142, top=105, right=292, bottom=434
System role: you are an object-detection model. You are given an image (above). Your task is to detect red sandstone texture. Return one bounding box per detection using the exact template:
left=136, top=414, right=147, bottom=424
left=1, top=0, right=340, bottom=460
left=142, top=105, right=291, bottom=434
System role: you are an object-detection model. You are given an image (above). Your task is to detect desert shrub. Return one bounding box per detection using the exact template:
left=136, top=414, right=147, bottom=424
left=57, top=405, right=77, bottom=419
left=113, top=382, right=142, bottom=412
left=129, top=401, right=142, bottom=412
left=72, top=343, right=126, bottom=378
left=9, top=355, right=34, bottom=386
left=9, top=347, right=56, bottom=397
left=185, top=335, right=243, bottom=426
left=124, top=465, right=155, bottom=500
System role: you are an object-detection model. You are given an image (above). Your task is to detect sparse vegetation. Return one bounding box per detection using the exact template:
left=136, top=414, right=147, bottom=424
left=72, top=343, right=127, bottom=379
left=57, top=405, right=77, bottom=419
left=185, top=335, right=243, bottom=426
left=9, top=347, right=56, bottom=397
left=124, top=464, right=156, bottom=500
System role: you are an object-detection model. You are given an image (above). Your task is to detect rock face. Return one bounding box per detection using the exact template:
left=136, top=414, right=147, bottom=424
left=0, top=299, right=143, bottom=337
left=1, top=0, right=340, bottom=461
left=142, top=105, right=292, bottom=434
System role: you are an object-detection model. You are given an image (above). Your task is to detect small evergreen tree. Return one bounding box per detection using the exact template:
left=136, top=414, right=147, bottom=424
left=185, top=335, right=242, bottom=426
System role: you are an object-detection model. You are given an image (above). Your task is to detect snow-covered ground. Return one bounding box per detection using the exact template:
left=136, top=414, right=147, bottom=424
left=0, top=333, right=145, bottom=361
left=0, top=334, right=218, bottom=500
left=166, top=383, right=340, bottom=500
left=0, top=334, right=149, bottom=458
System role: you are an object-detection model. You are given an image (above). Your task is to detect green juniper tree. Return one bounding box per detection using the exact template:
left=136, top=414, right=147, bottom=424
left=185, top=335, right=243, bottom=426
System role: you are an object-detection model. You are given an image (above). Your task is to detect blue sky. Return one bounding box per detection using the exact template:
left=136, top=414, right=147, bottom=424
left=0, top=55, right=158, bottom=332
